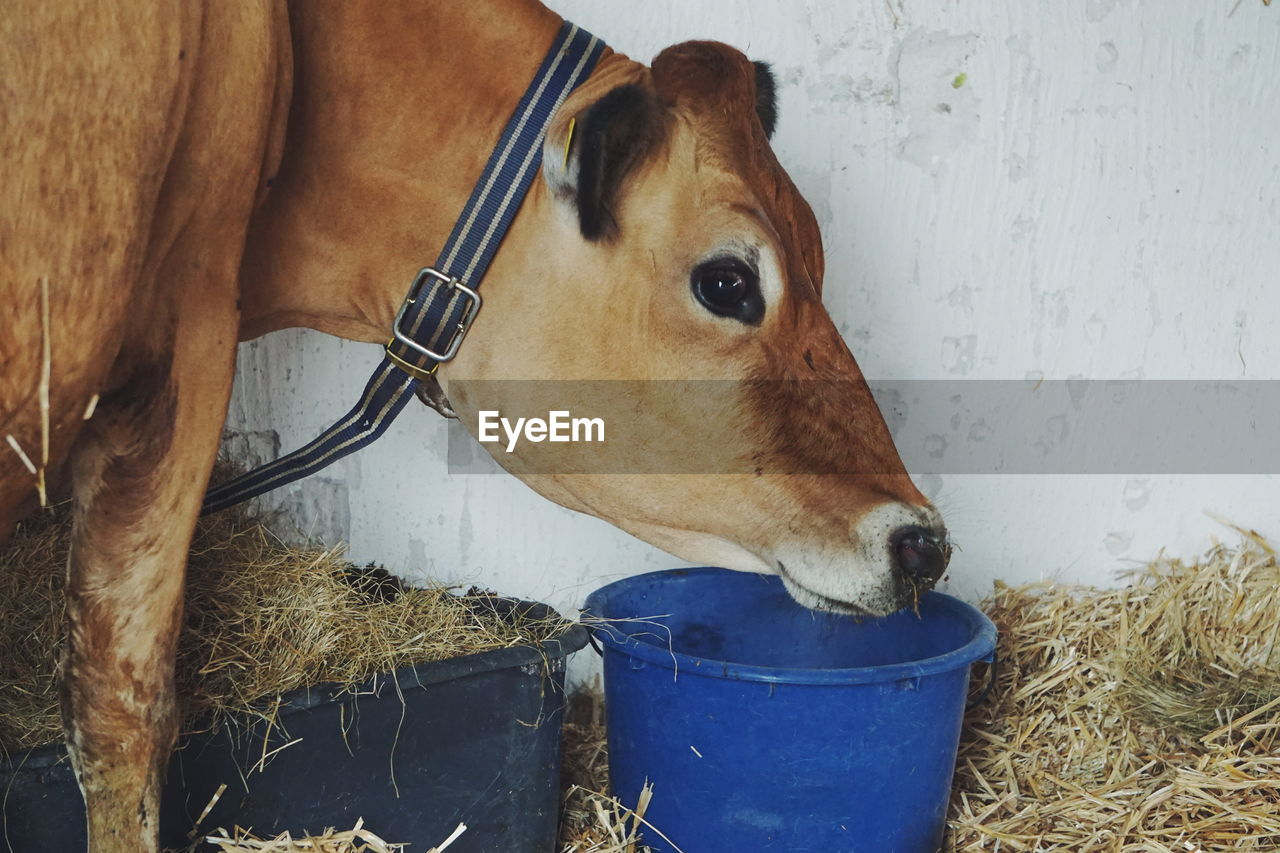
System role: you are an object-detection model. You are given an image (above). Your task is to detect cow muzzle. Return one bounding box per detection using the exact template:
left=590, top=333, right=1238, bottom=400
left=891, top=524, right=951, bottom=589
left=773, top=501, right=950, bottom=617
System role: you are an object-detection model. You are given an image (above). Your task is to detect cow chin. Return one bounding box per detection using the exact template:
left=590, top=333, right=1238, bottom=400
left=769, top=501, right=944, bottom=617
left=616, top=516, right=915, bottom=618
left=616, top=519, right=777, bottom=576
left=574, top=495, right=938, bottom=618
left=776, top=562, right=905, bottom=617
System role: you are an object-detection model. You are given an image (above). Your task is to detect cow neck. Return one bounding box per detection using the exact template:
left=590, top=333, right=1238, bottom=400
left=238, top=0, right=569, bottom=342
left=205, top=20, right=605, bottom=514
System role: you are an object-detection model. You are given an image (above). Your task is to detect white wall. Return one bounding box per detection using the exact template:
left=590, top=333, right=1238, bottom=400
left=226, top=1, right=1280, bottom=640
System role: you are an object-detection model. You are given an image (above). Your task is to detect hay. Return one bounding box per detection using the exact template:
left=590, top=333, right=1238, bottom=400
left=202, top=819, right=466, bottom=853
left=558, top=692, right=637, bottom=853
left=1112, top=532, right=1280, bottom=737
left=0, top=502, right=70, bottom=750
left=556, top=532, right=1280, bottom=852
left=950, top=529, right=1280, bottom=851
left=203, top=819, right=406, bottom=853
left=0, top=492, right=570, bottom=751
left=558, top=692, right=679, bottom=853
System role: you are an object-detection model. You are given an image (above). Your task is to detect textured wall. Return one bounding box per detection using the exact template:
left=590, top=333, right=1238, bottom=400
left=227, top=1, right=1279, bottom=638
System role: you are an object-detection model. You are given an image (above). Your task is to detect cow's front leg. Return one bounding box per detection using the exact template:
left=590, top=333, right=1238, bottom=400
left=62, top=338, right=233, bottom=852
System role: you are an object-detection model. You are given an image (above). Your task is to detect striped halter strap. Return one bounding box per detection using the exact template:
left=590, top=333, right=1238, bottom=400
left=204, top=22, right=604, bottom=514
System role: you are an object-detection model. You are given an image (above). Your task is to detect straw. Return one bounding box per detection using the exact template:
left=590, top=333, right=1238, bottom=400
left=0, top=470, right=571, bottom=752
left=557, top=532, right=1280, bottom=852
left=949, top=529, right=1280, bottom=851
left=203, top=818, right=406, bottom=853
left=199, top=819, right=466, bottom=853
left=557, top=690, right=687, bottom=853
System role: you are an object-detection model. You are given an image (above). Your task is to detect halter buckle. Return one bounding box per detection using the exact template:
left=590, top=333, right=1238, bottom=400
left=388, top=267, right=483, bottom=374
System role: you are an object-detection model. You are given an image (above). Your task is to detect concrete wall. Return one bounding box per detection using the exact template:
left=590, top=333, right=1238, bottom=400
left=226, top=1, right=1279, bottom=640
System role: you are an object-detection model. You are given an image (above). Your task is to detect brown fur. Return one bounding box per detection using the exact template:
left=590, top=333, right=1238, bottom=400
left=1, top=3, right=939, bottom=850
left=2, top=2, right=285, bottom=850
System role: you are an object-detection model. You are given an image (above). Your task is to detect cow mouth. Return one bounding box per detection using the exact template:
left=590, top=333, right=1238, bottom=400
left=776, top=561, right=877, bottom=617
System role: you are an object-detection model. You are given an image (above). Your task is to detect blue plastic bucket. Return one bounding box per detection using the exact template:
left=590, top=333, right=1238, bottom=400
left=583, top=568, right=996, bottom=853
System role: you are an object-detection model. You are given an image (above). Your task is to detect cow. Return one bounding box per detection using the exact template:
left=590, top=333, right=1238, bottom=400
left=0, top=1, right=949, bottom=850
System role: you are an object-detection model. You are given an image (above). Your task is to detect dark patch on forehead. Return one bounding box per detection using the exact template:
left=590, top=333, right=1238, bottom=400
left=576, top=84, right=666, bottom=241
left=753, top=61, right=778, bottom=138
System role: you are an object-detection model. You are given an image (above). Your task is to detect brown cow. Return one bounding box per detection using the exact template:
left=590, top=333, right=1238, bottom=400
left=0, top=1, right=947, bottom=850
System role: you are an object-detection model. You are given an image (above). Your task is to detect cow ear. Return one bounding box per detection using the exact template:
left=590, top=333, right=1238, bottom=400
left=753, top=61, right=778, bottom=139
left=545, top=84, right=664, bottom=241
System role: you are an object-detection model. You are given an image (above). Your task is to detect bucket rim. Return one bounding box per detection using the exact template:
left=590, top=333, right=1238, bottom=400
left=582, top=567, right=996, bottom=686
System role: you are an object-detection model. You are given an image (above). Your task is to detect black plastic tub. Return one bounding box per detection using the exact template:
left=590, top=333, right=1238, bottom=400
left=0, top=599, right=587, bottom=852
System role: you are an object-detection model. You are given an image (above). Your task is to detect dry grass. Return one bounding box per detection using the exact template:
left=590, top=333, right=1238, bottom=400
left=6, top=488, right=1276, bottom=851
left=557, top=532, right=1280, bottom=853
left=0, top=494, right=570, bottom=751
left=1112, top=534, right=1280, bottom=738
left=204, top=819, right=406, bottom=853
left=558, top=692, right=644, bottom=853
left=201, top=818, right=467, bottom=853
left=949, top=528, right=1280, bottom=851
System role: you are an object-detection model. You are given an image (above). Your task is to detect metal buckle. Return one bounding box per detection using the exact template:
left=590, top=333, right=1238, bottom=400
left=387, top=267, right=483, bottom=373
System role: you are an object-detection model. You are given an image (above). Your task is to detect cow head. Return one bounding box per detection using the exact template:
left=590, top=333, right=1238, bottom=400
left=442, top=42, right=948, bottom=617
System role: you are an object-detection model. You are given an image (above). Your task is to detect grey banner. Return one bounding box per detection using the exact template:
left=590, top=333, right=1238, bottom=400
left=442, top=380, right=1280, bottom=475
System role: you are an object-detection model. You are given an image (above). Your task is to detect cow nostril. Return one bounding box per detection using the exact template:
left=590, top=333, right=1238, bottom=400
left=891, top=525, right=948, bottom=586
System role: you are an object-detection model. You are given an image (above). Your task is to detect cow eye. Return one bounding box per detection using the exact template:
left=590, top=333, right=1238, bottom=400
left=691, top=261, right=764, bottom=324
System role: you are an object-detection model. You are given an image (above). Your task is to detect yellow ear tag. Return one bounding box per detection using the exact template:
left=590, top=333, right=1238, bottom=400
left=562, top=117, right=577, bottom=169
